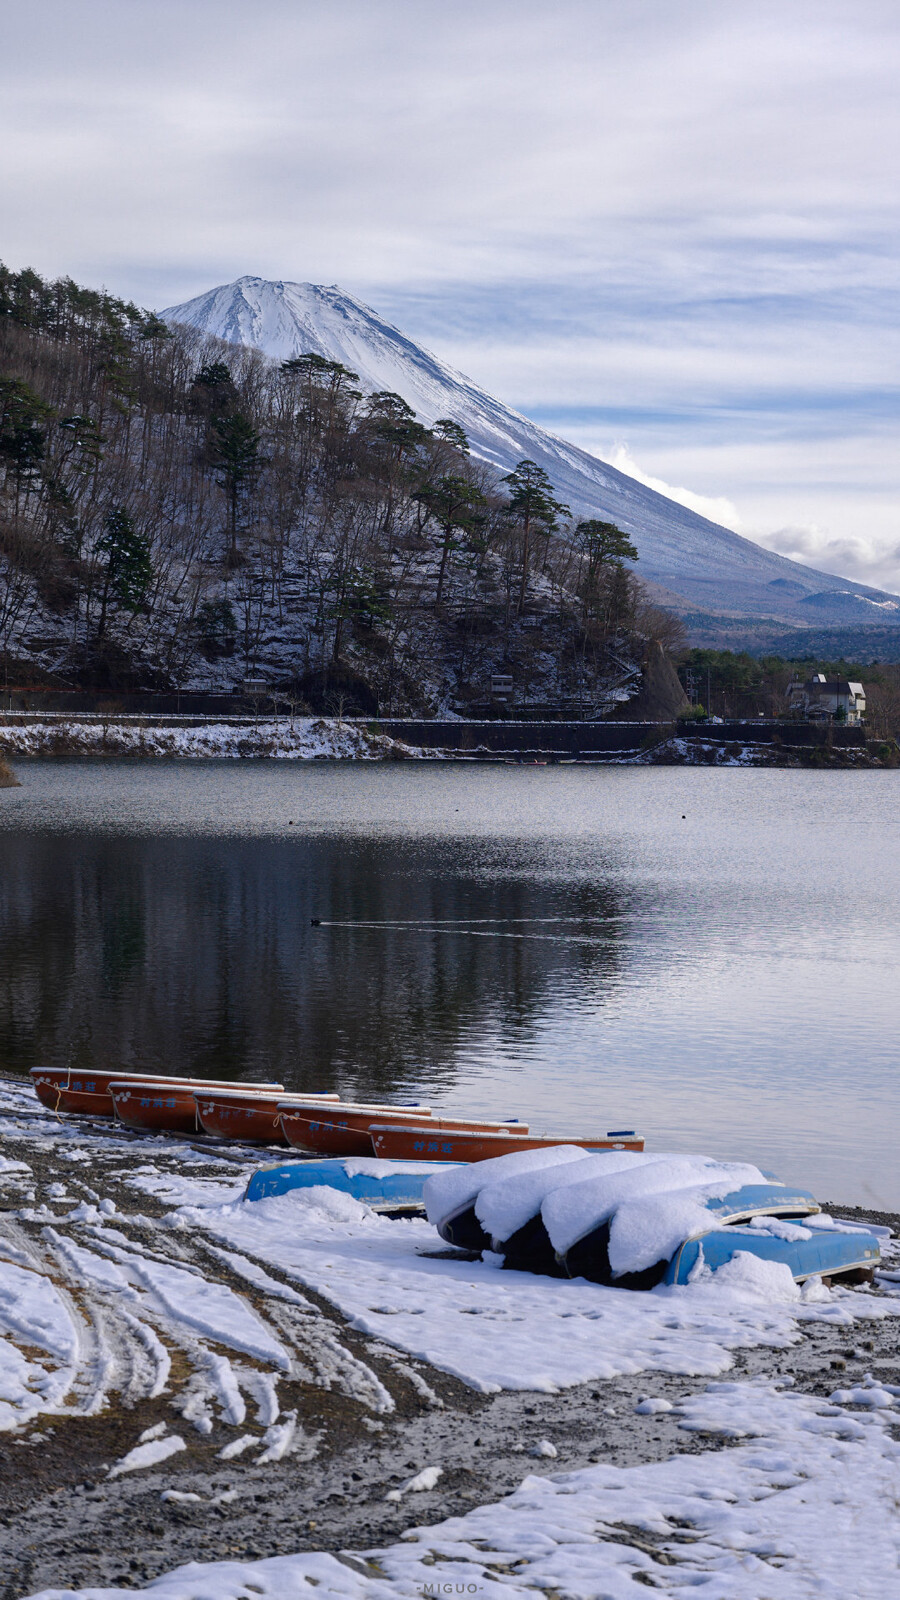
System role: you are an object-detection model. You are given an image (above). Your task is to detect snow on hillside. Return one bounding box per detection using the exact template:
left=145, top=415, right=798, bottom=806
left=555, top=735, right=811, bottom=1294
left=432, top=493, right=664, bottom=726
left=162, top=278, right=900, bottom=626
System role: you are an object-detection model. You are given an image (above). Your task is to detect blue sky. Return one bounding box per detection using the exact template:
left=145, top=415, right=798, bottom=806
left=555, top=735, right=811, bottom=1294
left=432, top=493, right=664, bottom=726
left=2, top=0, right=898, bottom=588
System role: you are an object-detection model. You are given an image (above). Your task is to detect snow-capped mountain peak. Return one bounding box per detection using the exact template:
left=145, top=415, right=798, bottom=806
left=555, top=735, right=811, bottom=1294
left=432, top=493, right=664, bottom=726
left=162, top=277, right=898, bottom=625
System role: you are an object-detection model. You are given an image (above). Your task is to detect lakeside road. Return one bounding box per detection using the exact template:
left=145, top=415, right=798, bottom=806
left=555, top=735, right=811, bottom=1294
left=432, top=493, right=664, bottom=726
left=1, top=1078, right=899, bottom=1598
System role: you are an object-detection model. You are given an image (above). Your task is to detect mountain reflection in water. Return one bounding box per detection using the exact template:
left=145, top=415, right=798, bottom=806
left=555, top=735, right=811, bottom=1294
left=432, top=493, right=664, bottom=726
left=1, top=760, right=898, bottom=1207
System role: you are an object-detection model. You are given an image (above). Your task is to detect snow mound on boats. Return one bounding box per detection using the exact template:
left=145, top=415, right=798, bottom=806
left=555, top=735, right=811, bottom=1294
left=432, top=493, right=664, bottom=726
left=705, top=1251, right=802, bottom=1302
left=423, top=1145, right=587, bottom=1227
left=475, top=1149, right=667, bottom=1246
left=425, top=1148, right=770, bottom=1278
left=541, top=1154, right=766, bottom=1262
left=240, top=1184, right=373, bottom=1227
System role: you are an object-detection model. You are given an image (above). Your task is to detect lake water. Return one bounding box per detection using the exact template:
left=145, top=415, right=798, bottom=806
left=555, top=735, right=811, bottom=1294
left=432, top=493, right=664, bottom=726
left=1, top=760, right=897, bottom=1208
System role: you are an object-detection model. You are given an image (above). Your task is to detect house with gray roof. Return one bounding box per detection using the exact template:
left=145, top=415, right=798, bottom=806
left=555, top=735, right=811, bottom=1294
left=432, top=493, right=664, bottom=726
left=787, top=674, right=866, bottom=724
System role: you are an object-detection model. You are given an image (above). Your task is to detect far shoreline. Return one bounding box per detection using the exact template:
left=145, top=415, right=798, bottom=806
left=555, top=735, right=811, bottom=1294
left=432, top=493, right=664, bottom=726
left=1, top=714, right=895, bottom=769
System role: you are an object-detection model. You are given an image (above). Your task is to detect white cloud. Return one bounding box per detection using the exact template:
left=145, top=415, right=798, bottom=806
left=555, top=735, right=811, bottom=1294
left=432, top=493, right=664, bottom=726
left=538, top=424, right=900, bottom=594
left=3, top=0, right=899, bottom=302
left=594, top=447, right=900, bottom=593
left=605, top=446, right=745, bottom=532
left=751, top=525, right=900, bottom=592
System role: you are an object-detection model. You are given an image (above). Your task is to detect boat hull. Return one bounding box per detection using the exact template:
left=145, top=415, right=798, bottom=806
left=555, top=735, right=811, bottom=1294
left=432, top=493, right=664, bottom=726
left=109, top=1083, right=205, bottom=1134
left=245, top=1158, right=461, bottom=1209
left=436, top=1201, right=492, bottom=1253
left=556, top=1183, right=823, bottom=1286
left=370, top=1127, right=643, bottom=1163
left=280, top=1109, right=522, bottom=1158
left=194, top=1090, right=338, bottom=1144
left=494, top=1214, right=566, bottom=1277
left=279, top=1105, right=435, bottom=1157
left=31, top=1068, right=93, bottom=1113
left=666, top=1225, right=880, bottom=1285
left=32, top=1066, right=282, bottom=1119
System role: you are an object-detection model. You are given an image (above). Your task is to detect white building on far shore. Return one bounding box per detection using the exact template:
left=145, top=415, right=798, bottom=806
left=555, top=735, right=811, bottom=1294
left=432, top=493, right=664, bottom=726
left=787, top=674, right=866, bottom=724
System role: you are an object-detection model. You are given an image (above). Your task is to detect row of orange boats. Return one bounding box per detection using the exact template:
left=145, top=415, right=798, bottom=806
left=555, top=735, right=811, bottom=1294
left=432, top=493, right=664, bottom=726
left=29, top=1066, right=643, bottom=1162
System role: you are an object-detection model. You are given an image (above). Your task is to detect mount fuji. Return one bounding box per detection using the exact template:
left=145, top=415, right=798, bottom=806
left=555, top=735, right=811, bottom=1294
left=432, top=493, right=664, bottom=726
left=162, top=276, right=898, bottom=631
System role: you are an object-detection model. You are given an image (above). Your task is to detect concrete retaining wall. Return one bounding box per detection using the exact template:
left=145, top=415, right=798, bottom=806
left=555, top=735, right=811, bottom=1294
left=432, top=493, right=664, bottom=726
left=361, top=719, right=866, bottom=754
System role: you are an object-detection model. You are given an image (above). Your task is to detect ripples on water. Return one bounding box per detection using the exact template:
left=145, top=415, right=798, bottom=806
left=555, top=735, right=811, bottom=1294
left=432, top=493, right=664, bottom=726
left=1, top=760, right=897, bottom=1207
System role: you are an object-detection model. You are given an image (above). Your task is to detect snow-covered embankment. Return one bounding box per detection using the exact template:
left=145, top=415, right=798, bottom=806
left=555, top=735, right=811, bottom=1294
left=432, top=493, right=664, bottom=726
left=0, top=717, right=425, bottom=761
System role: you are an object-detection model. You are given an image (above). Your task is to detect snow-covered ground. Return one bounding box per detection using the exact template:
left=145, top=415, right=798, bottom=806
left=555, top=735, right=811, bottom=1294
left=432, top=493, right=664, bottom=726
left=179, top=1180, right=897, bottom=1394
left=0, top=718, right=424, bottom=761
left=1, top=1077, right=898, bottom=1598
left=26, top=1375, right=900, bottom=1598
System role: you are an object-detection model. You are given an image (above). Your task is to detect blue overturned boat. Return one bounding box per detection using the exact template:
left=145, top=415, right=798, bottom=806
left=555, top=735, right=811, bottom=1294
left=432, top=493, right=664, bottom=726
left=558, top=1182, right=881, bottom=1289
left=245, top=1157, right=460, bottom=1211
left=665, top=1207, right=881, bottom=1286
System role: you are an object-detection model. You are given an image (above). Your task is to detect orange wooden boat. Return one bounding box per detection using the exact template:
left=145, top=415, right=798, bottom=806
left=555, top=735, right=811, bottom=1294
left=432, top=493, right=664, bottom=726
left=30, top=1066, right=282, bottom=1119
left=109, top=1078, right=283, bottom=1136
left=31, top=1067, right=91, bottom=1112
left=278, top=1105, right=525, bottom=1158
left=193, top=1088, right=339, bottom=1144
left=369, top=1125, right=644, bottom=1162
left=278, top=1101, right=436, bottom=1157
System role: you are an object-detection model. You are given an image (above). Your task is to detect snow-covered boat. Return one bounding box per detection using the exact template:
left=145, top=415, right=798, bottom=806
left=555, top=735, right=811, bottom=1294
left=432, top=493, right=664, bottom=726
left=370, top=1124, right=641, bottom=1164
left=423, top=1149, right=884, bottom=1289
left=557, top=1180, right=826, bottom=1289
left=664, top=1212, right=881, bottom=1286
left=244, top=1156, right=460, bottom=1209
left=426, top=1145, right=592, bottom=1251
left=31, top=1066, right=282, bottom=1119
left=193, top=1087, right=339, bottom=1143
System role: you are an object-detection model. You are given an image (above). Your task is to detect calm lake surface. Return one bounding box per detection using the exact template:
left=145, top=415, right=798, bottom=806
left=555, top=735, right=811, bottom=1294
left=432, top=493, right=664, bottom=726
left=1, top=760, right=897, bottom=1208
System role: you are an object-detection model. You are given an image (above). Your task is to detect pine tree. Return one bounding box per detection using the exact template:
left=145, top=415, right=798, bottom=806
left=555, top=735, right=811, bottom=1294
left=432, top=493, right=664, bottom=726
left=576, top=519, right=638, bottom=582
left=95, top=507, right=152, bottom=636
left=366, top=391, right=429, bottom=457
left=0, top=378, right=54, bottom=513
left=502, top=459, right=569, bottom=614
left=210, top=412, right=263, bottom=555
left=432, top=418, right=470, bottom=454
left=191, top=361, right=238, bottom=420
left=415, top=474, right=487, bottom=604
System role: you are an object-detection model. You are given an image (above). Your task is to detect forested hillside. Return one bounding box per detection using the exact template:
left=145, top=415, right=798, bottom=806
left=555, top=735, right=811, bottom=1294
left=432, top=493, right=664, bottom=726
left=0, top=265, right=680, bottom=714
